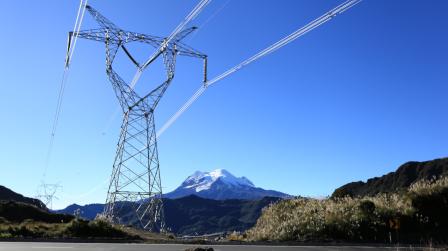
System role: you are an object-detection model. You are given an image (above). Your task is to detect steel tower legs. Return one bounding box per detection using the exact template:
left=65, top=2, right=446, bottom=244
left=104, top=107, right=164, bottom=230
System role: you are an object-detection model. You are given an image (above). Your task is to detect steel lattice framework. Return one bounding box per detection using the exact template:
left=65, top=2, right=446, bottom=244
left=70, top=5, right=207, bottom=230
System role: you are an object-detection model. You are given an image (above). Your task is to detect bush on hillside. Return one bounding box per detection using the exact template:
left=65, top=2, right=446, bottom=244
left=65, top=218, right=136, bottom=239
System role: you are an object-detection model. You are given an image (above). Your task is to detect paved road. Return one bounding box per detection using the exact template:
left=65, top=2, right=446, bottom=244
left=0, top=242, right=430, bottom=251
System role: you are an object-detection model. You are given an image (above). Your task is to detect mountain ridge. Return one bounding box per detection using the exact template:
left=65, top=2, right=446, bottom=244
left=0, top=185, right=46, bottom=210
left=56, top=195, right=281, bottom=235
left=332, top=157, right=448, bottom=198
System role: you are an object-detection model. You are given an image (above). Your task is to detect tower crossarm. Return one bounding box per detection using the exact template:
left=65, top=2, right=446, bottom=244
left=72, top=28, right=206, bottom=65
left=69, top=9, right=207, bottom=111
left=73, top=29, right=164, bottom=48
left=170, top=27, right=197, bottom=44
left=85, top=5, right=121, bottom=32
left=79, top=4, right=166, bottom=48
left=175, top=42, right=207, bottom=59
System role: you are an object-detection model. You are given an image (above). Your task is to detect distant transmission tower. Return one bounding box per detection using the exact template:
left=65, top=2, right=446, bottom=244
left=36, top=182, right=62, bottom=210
left=69, top=5, right=207, bottom=230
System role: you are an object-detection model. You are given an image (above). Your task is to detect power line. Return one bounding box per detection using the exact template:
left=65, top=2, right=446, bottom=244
left=186, top=0, right=231, bottom=42
left=156, top=0, right=361, bottom=138
left=44, top=0, right=88, bottom=177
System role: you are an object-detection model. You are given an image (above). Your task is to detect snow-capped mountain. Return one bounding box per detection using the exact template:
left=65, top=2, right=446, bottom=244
left=164, top=169, right=291, bottom=200
left=181, top=169, right=254, bottom=192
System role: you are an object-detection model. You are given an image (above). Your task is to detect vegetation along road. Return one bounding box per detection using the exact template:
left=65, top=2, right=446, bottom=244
left=0, top=243, right=440, bottom=251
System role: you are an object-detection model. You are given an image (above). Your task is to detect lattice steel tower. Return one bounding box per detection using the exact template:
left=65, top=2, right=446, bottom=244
left=69, top=5, right=207, bottom=230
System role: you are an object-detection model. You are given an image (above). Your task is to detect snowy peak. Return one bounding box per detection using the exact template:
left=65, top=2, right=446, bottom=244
left=182, top=169, right=254, bottom=192
left=165, top=168, right=290, bottom=200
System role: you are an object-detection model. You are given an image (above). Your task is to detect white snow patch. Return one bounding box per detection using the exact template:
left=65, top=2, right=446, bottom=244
left=182, top=168, right=255, bottom=192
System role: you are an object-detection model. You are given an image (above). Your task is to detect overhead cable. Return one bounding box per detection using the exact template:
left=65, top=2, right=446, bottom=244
left=44, top=0, right=88, bottom=177
left=156, top=0, right=361, bottom=138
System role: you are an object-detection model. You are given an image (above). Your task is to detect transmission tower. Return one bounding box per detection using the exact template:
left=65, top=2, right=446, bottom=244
left=69, top=5, right=207, bottom=230
left=36, top=182, right=62, bottom=210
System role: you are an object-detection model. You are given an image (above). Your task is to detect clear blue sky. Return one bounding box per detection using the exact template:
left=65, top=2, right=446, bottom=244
left=0, top=0, right=447, bottom=209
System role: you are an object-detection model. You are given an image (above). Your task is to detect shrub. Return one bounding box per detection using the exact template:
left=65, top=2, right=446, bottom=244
left=65, top=218, right=131, bottom=238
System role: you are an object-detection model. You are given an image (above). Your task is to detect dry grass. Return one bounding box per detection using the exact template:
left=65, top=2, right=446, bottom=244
left=0, top=219, right=69, bottom=238
left=246, top=176, right=448, bottom=243
left=409, top=176, right=448, bottom=196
